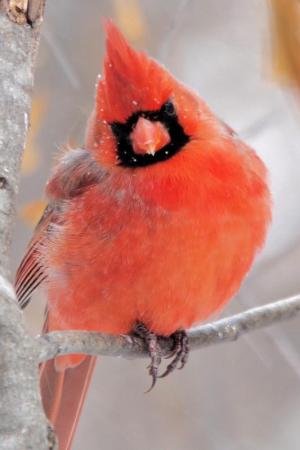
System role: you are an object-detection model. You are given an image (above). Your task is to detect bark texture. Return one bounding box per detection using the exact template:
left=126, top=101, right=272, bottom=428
left=0, top=8, right=54, bottom=450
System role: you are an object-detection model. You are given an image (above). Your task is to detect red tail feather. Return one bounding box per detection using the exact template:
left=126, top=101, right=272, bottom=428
left=40, top=356, right=96, bottom=450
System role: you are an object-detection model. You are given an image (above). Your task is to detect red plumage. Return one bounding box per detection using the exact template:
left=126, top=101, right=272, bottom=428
left=16, top=20, right=271, bottom=450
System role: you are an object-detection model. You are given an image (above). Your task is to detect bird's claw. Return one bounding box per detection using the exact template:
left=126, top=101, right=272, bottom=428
left=134, top=322, right=162, bottom=392
left=133, top=323, right=189, bottom=390
left=159, top=330, right=189, bottom=378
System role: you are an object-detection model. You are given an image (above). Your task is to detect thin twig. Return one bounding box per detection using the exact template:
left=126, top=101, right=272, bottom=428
left=37, top=294, right=300, bottom=363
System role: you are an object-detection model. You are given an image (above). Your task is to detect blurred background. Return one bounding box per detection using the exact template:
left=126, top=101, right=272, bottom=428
left=11, top=0, right=300, bottom=449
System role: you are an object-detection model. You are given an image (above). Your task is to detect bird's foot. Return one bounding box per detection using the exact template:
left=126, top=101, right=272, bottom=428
left=133, top=323, right=189, bottom=390
left=159, top=329, right=189, bottom=378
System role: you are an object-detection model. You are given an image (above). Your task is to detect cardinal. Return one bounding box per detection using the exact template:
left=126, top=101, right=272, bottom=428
left=15, top=21, right=271, bottom=450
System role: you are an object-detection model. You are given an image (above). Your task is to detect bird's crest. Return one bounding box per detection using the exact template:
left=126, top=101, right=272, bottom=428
left=96, top=20, right=173, bottom=123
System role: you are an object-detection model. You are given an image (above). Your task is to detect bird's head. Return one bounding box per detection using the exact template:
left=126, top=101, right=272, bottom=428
left=86, top=20, right=220, bottom=169
left=86, top=21, right=268, bottom=211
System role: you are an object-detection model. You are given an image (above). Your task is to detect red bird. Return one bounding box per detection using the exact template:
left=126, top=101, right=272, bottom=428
left=16, top=21, right=271, bottom=450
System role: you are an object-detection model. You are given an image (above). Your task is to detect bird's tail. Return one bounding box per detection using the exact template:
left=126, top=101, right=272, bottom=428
left=39, top=312, right=98, bottom=450
left=40, top=350, right=96, bottom=449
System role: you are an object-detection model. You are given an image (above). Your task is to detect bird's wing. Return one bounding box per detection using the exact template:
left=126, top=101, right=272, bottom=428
left=15, top=148, right=105, bottom=309
left=15, top=203, right=60, bottom=308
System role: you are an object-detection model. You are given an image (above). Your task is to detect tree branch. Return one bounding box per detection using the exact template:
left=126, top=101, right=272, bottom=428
left=0, top=277, right=54, bottom=450
left=0, top=6, right=53, bottom=450
left=37, top=294, right=300, bottom=363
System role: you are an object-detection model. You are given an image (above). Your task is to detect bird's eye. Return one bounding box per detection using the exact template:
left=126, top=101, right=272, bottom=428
left=162, top=101, right=176, bottom=117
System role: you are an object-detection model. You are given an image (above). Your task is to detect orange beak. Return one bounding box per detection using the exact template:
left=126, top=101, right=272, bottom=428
left=130, top=117, right=170, bottom=156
